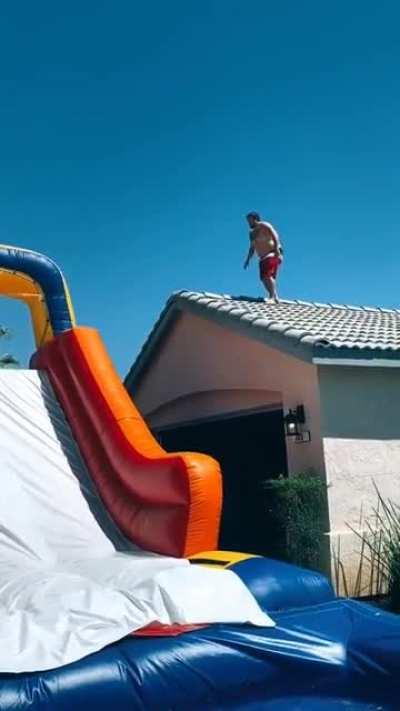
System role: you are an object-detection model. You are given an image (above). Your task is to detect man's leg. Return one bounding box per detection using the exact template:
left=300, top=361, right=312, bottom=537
left=263, top=276, right=279, bottom=303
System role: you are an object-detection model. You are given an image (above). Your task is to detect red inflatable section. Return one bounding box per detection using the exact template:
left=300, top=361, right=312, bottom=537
left=33, top=327, right=222, bottom=557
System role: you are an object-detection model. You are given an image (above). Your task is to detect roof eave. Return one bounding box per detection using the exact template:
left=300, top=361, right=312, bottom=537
left=176, top=293, right=314, bottom=363
left=124, top=293, right=400, bottom=393
left=313, top=348, right=400, bottom=367
left=124, top=296, right=181, bottom=391
left=124, top=293, right=315, bottom=391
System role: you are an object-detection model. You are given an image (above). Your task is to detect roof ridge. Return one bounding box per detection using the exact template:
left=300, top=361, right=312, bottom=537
left=173, top=290, right=399, bottom=314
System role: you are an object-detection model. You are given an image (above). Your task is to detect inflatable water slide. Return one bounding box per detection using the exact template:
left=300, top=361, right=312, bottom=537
left=0, top=245, right=400, bottom=710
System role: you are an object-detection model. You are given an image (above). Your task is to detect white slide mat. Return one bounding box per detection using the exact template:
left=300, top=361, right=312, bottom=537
left=0, top=371, right=273, bottom=672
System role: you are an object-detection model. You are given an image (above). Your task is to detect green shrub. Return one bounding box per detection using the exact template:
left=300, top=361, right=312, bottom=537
left=353, top=487, right=400, bottom=611
left=0, top=327, right=18, bottom=368
left=263, top=472, right=328, bottom=571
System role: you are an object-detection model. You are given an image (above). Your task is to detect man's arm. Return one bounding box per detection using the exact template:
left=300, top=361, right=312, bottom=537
left=243, top=239, right=255, bottom=269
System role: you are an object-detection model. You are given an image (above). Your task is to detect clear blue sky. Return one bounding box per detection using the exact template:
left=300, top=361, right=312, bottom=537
left=0, top=1, right=399, bottom=374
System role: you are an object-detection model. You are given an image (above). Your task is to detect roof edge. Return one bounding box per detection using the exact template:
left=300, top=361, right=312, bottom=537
left=313, top=354, right=400, bottom=367
left=124, top=293, right=183, bottom=391
left=124, top=291, right=400, bottom=392
left=124, top=291, right=314, bottom=392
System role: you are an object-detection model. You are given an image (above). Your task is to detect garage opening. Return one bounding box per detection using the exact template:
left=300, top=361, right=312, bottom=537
left=154, top=408, right=288, bottom=556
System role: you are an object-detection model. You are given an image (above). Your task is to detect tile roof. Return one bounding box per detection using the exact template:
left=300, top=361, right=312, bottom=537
left=125, top=291, right=400, bottom=387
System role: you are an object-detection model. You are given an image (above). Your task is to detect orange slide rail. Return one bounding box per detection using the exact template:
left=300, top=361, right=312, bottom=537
left=33, top=327, right=222, bottom=557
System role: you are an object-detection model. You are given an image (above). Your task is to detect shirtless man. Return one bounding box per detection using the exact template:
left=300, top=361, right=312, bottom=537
left=243, top=211, right=282, bottom=303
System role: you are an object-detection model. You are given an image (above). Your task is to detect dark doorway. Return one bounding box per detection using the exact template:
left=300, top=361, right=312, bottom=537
left=155, top=409, right=287, bottom=555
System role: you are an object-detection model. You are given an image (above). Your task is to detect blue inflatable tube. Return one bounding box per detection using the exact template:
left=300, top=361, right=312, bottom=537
left=229, top=556, right=335, bottom=611
left=1, top=598, right=399, bottom=710
left=0, top=244, right=74, bottom=339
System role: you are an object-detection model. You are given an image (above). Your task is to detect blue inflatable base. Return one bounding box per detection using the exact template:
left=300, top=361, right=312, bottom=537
left=1, top=598, right=399, bottom=710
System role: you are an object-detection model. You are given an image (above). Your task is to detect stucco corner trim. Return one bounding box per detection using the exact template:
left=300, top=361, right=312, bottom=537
left=313, top=357, right=400, bottom=368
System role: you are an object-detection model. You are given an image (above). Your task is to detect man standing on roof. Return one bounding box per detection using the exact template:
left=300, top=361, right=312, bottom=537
left=243, top=211, right=283, bottom=303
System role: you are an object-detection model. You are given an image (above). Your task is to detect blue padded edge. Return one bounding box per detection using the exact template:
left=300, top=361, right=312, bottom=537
left=231, top=557, right=335, bottom=611
left=1, top=600, right=399, bottom=710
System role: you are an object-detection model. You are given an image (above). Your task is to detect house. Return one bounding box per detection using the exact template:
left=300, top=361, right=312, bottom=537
left=125, top=291, right=400, bottom=592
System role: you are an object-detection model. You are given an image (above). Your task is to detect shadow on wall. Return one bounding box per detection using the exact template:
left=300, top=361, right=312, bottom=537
left=147, top=388, right=282, bottom=430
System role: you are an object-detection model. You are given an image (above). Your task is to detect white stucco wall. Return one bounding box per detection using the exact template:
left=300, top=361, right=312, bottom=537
left=133, top=312, right=326, bottom=477
left=318, top=365, right=400, bottom=593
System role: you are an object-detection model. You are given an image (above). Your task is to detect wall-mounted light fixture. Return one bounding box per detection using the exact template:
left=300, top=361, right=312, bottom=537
left=283, top=405, right=311, bottom=443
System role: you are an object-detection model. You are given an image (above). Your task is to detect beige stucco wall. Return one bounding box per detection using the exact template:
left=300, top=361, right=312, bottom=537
left=134, top=312, right=326, bottom=477
left=318, top=365, right=400, bottom=594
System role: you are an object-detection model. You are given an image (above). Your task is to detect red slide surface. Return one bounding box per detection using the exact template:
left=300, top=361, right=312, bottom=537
left=33, top=327, right=222, bottom=557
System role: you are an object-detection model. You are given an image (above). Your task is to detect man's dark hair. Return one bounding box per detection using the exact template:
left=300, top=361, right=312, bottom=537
left=246, top=211, right=260, bottom=220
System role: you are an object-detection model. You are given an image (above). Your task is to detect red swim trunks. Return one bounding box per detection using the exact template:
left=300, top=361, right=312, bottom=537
left=259, top=255, right=281, bottom=281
